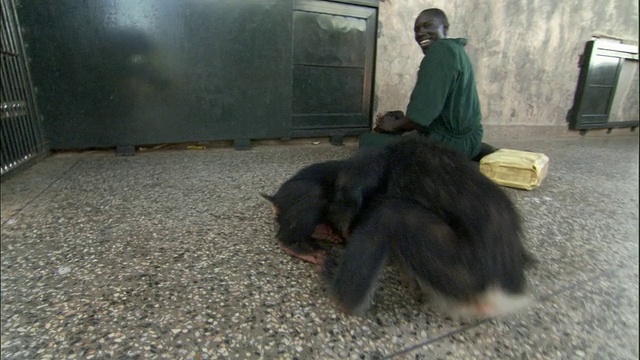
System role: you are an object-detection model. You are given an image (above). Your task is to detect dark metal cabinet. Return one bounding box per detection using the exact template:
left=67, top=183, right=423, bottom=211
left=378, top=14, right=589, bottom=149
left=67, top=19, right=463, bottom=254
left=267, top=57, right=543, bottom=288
left=291, top=0, right=377, bottom=139
left=568, top=40, right=639, bottom=131
left=17, top=0, right=378, bottom=149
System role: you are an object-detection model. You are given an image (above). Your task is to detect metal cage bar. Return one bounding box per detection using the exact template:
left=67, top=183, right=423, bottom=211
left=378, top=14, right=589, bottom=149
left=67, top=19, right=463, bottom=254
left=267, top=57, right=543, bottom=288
left=1, top=0, right=47, bottom=177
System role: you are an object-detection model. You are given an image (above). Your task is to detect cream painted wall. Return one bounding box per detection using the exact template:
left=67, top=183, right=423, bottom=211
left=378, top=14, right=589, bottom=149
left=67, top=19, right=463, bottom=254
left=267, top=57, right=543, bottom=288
left=374, top=0, right=639, bottom=130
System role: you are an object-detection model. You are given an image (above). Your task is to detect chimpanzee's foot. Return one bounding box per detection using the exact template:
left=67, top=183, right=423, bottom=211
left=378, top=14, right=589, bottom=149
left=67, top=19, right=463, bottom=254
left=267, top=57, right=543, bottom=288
left=280, top=245, right=326, bottom=265
left=311, top=223, right=345, bottom=244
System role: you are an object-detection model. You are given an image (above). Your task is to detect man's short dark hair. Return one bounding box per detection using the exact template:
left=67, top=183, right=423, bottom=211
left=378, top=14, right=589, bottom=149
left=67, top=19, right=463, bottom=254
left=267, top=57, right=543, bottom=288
left=420, top=8, right=449, bottom=29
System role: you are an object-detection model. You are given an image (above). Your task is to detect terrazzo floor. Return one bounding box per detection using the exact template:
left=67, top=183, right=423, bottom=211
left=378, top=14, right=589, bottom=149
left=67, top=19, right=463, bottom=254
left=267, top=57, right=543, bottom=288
left=1, top=135, right=638, bottom=359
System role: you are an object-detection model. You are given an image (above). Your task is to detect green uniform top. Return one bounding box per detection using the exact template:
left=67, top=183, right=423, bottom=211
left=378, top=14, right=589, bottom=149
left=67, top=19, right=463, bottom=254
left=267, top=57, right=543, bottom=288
left=406, top=38, right=483, bottom=158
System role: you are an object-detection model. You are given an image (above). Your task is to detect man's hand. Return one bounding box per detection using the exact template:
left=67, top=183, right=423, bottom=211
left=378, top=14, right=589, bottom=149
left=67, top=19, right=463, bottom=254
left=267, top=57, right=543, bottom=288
left=374, top=111, right=415, bottom=134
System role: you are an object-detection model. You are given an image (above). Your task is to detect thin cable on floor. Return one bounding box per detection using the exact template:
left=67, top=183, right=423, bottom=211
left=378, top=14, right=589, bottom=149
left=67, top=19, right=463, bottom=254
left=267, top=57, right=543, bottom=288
left=1, top=159, right=81, bottom=227
left=384, top=268, right=619, bottom=359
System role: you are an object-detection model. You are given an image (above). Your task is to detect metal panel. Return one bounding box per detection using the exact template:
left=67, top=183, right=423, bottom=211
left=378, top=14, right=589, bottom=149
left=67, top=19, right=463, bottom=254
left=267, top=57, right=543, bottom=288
left=291, top=0, right=377, bottom=136
left=1, top=0, right=47, bottom=177
left=293, top=11, right=366, bottom=67
left=293, top=66, right=364, bottom=115
left=17, top=0, right=293, bottom=149
left=568, top=40, right=639, bottom=131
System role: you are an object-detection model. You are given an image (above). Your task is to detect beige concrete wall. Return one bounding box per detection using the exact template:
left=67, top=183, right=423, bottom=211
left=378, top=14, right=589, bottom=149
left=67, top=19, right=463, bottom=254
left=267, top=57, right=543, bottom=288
left=374, top=0, right=639, bottom=134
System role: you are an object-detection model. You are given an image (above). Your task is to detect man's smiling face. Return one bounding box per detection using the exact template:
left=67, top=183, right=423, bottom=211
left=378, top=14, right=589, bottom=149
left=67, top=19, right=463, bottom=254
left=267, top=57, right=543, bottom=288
left=414, top=12, right=447, bottom=53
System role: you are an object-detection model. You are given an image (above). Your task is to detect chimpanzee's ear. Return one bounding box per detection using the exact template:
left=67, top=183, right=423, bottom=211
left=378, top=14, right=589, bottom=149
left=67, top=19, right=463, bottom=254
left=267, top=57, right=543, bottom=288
left=259, top=193, right=279, bottom=215
left=259, top=193, right=275, bottom=203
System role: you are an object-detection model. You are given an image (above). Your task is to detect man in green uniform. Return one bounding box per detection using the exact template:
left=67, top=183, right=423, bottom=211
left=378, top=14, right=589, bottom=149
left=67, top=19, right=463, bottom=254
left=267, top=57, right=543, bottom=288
left=361, top=8, right=495, bottom=160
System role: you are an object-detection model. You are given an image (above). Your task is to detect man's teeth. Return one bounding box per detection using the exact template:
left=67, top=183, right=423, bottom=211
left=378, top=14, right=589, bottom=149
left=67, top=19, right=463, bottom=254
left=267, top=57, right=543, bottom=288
left=420, top=39, right=430, bottom=46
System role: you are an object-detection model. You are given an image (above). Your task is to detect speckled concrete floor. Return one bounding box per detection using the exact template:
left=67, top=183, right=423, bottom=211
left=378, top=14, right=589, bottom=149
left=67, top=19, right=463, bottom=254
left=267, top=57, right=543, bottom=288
left=1, top=135, right=638, bottom=359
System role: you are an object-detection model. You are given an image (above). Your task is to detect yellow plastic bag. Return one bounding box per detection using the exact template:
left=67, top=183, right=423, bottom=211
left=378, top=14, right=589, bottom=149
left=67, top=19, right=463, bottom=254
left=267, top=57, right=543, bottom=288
left=479, top=149, right=550, bottom=190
